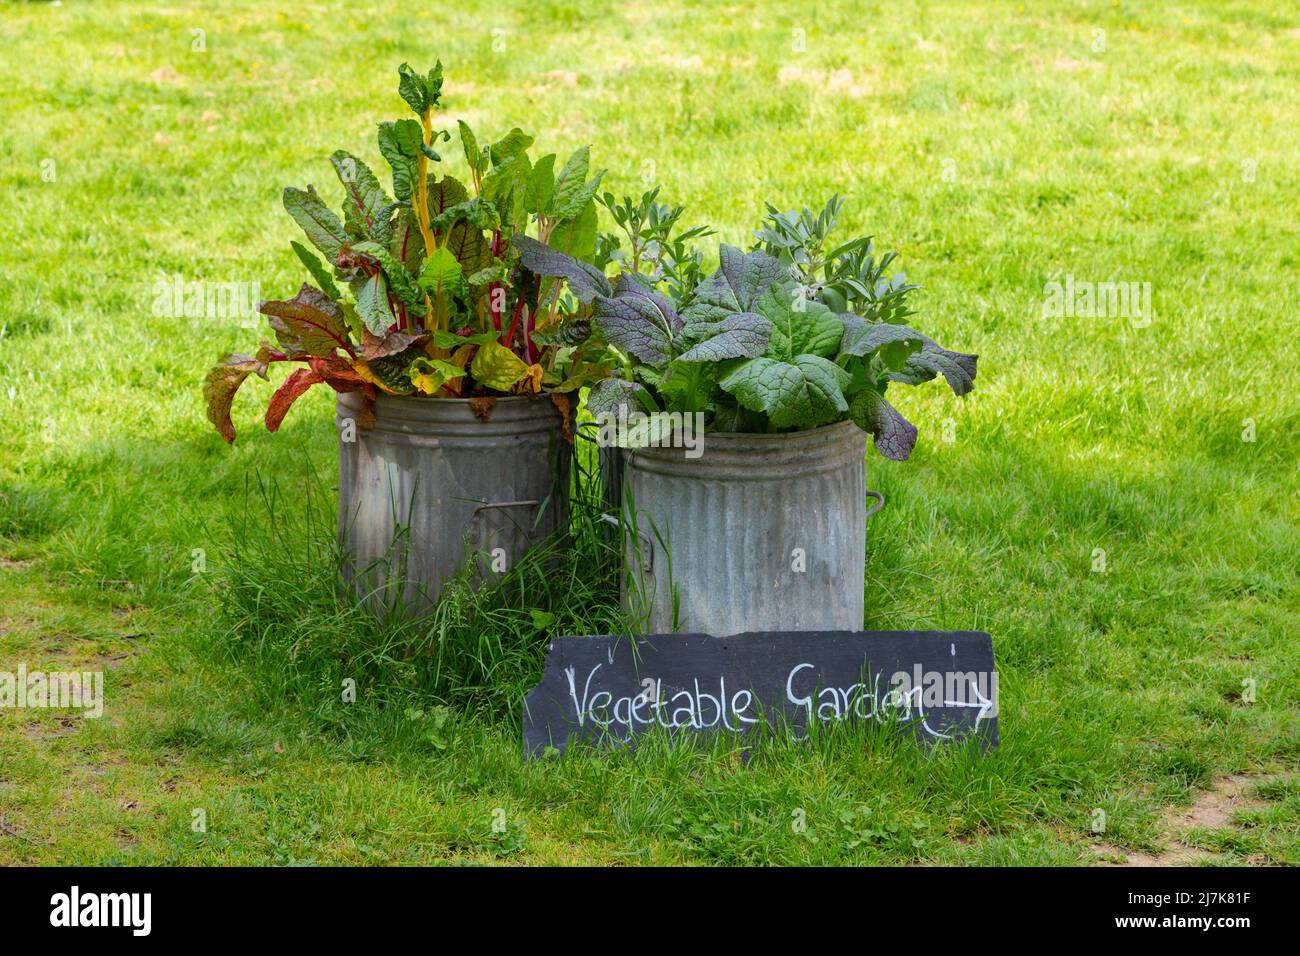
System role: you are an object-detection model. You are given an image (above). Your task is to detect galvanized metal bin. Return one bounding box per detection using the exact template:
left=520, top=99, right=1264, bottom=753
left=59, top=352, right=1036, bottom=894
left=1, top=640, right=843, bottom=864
left=620, top=420, right=883, bottom=635
left=336, top=392, right=571, bottom=615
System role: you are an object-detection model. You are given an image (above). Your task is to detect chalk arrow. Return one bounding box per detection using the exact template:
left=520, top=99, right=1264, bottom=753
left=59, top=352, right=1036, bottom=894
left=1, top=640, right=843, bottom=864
left=944, top=679, right=994, bottom=730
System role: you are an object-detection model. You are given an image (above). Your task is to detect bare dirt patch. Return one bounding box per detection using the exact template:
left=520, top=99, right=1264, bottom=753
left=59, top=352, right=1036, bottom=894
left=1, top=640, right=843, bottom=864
left=1093, top=773, right=1278, bottom=866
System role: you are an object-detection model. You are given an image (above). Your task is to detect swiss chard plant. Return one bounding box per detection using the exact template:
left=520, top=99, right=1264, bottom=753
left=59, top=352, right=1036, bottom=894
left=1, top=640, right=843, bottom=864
left=581, top=196, right=977, bottom=460
left=204, top=62, right=613, bottom=443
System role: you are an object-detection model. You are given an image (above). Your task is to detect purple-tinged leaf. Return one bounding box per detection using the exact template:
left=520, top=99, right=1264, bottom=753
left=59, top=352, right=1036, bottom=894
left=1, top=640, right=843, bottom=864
left=686, top=245, right=786, bottom=318
left=676, top=312, right=772, bottom=363
left=513, top=234, right=611, bottom=304
left=888, top=341, right=978, bottom=396
left=593, top=274, right=681, bottom=367
left=585, top=377, right=648, bottom=419
left=849, top=389, right=918, bottom=460
left=361, top=328, right=425, bottom=362
left=837, top=315, right=925, bottom=360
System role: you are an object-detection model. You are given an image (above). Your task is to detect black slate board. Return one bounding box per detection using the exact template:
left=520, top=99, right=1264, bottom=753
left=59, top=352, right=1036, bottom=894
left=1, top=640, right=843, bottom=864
left=522, top=630, right=997, bottom=758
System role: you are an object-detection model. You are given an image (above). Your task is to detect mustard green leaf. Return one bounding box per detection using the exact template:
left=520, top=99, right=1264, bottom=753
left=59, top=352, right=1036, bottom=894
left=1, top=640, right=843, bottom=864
left=719, top=353, right=850, bottom=429
left=848, top=388, right=918, bottom=460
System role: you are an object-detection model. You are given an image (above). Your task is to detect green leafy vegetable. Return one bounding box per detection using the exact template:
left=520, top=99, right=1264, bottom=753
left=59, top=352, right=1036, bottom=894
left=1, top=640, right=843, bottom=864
left=589, top=197, right=977, bottom=459
left=291, top=241, right=343, bottom=301
left=283, top=186, right=347, bottom=261
left=720, top=354, right=851, bottom=429
left=592, top=275, right=681, bottom=367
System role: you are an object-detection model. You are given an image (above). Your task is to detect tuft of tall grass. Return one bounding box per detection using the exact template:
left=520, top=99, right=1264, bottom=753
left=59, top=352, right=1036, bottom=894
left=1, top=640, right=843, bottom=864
left=0, top=482, right=59, bottom=540
left=201, top=449, right=630, bottom=725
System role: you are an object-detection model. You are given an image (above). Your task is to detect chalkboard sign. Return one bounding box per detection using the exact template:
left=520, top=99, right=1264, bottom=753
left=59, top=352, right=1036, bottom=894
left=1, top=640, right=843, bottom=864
left=522, top=630, right=997, bottom=758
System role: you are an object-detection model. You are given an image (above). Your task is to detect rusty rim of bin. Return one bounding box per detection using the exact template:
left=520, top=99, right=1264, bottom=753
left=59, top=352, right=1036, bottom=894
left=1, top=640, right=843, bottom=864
left=624, top=419, right=867, bottom=480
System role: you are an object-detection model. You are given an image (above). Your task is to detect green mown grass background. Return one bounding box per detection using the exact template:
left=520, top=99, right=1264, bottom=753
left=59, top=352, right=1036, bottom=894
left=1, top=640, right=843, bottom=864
left=1, top=0, right=1297, bottom=864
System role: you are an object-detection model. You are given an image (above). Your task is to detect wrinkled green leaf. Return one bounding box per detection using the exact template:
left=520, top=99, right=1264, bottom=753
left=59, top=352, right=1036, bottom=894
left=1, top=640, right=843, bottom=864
left=351, top=271, right=393, bottom=335
left=426, top=176, right=494, bottom=277
left=331, top=150, right=392, bottom=241
left=466, top=262, right=508, bottom=286
left=549, top=146, right=605, bottom=221
left=657, top=360, right=720, bottom=413
left=720, top=353, right=851, bottom=429
left=398, top=61, right=443, bottom=116
left=760, top=289, right=843, bottom=360
left=427, top=176, right=469, bottom=215
left=389, top=207, right=424, bottom=273
left=585, top=377, right=648, bottom=418
left=837, top=315, right=925, bottom=367
left=685, top=245, right=788, bottom=320
left=489, top=128, right=534, bottom=165
left=532, top=154, right=556, bottom=212
left=887, top=340, right=979, bottom=396
left=417, top=246, right=466, bottom=300
left=351, top=240, right=425, bottom=312
left=483, top=152, right=534, bottom=229
left=429, top=197, right=500, bottom=233
left=458, top=120, right=483, bottom=178
left=548, top=198, right=598, bottom=264
left=676, top=312, right=771, bottom=363
left=377, top=118, right=425, bottom=202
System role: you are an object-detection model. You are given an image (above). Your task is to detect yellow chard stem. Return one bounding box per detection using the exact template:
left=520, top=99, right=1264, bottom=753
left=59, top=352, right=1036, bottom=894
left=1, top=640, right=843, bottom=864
left=416, top=111, right=436, bottom=252
left=414, top=109, right=441, bottom=331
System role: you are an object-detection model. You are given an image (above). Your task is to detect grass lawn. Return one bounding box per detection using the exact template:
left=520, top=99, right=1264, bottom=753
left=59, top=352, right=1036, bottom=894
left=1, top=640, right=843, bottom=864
left=1, top=0, right=1297, bottom=865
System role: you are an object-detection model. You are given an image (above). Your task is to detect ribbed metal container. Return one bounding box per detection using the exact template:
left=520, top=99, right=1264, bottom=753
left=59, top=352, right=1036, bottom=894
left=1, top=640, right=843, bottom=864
left=621, top=421, right=882, bottom=636
left=336, top=392, right=571, bottom=615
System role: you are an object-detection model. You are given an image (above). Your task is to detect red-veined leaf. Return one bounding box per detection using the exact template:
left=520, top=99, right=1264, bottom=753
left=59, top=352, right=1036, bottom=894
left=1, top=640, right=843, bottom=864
left=203, top=353, right=268, bottom=444
left=265, top=367, right=325, bottom=433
